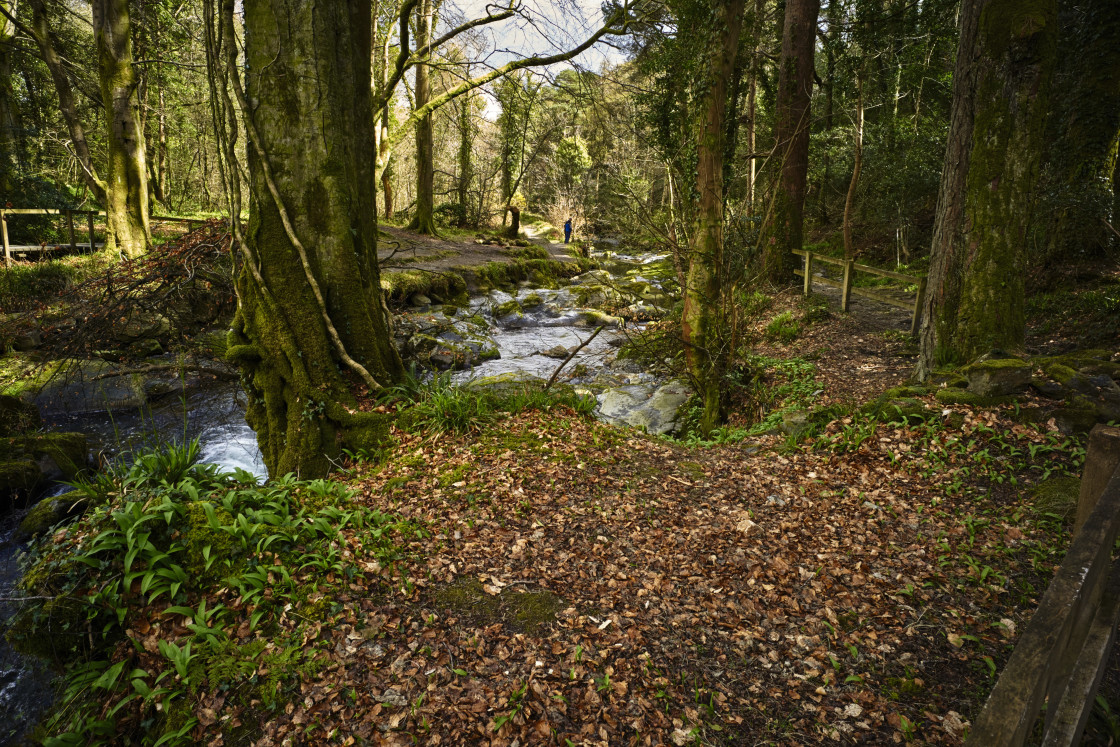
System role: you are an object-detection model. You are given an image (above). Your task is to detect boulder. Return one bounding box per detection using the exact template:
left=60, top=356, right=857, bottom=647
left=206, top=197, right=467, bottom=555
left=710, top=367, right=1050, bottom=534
left=962, top=355, right=1031, bottom=397
left=116, top=311, right=172, bottom=343
left=0, top=433, right=88, bottom=513
left=409, top=293, right=433, bottom=307
left=597, top=380, right=691, bottom=436
left=16, top=491, right=89, bottom=541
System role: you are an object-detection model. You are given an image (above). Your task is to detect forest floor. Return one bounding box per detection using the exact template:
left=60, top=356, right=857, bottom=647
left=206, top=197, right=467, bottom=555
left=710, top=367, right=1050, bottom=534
left=5, top=232, right=1115, bottom=746
left=179, top=288, right=1089, bottom=746
left=377, top=223, right=577, bottom=277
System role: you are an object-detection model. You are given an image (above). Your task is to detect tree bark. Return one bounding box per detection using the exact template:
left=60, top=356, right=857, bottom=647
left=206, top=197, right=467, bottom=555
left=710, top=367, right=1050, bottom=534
left=682, top=0, right=746, bottom=437
left=0, top=0, right=16, bottom=191
left=762, top=0, right=821, bottom=284
left=407, top=0, right=438, bottom=235
left=93, top=0, right=151, bottom=259
left=233, top=0, right=403, bottom=478
left=456, top=88, right=473, bottom=222
left=25, top=0, right=106, bottom=202
left=916, top=0, right=1057, bottom=379
left=842, top=72, right=863, bottom=259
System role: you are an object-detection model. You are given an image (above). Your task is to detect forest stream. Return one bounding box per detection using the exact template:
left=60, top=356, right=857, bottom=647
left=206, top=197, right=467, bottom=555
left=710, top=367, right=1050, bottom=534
left=0, top=242, right=681, bottom=742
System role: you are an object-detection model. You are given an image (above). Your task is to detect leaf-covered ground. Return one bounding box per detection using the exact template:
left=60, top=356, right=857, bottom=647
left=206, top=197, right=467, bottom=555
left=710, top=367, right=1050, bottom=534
left=262, top=405, right=1069, bottom=747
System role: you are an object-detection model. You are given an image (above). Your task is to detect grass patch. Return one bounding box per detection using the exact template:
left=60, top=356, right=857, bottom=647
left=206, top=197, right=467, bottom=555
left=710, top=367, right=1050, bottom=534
left=765, top=311, right=800, bottom=343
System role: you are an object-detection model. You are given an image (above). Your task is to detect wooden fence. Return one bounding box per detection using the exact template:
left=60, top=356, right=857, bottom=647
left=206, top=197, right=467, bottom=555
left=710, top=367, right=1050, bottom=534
left=791, top=249, right=927, bottom=335
left=1, top=208, right=205, bottom=266
left=966, top=424, right=1120, bottom=746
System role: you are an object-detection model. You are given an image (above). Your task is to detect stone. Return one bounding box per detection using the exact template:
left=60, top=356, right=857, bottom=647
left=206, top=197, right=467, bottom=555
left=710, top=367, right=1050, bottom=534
left=542, top=345, right=571, bottom=360
left=596, top=380, right=691, bottom=436
left=16, top=491, right=89, bottom=541
left=408, top=293, right=432, bottom=307
left=780, top=410, right=811, bottom=435
left=116, top=311, right=172, bottom=342
left=962, top=355, right=1031, bottom=397
left=934, top=388, right=1014, bottom=407
left=11, top=328, right=42, bottom=351
left=1030, top=376, right=1066, bottom=399
left=0, top=395, right=41, bottom=436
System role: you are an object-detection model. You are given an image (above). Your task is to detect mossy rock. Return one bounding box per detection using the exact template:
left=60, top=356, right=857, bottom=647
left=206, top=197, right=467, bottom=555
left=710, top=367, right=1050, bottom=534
left=0, top=458, right=42, bottom=504
left=1031, top=476, right=1081, bottom=520
left=493, top=299, right=522, bottom=319
left=929, top=370, right=968, bottom=389
left=1051, top=397, right=1099, bottom=434
left=934, top=388, right=1016, bottom=407
left=0, top=394, right=41, bottom=435
left=520, top=293, right=543, bottom=309
left=16, top=490, right=88, bottom=541
left=884, top=385, right=929, bottom=398
left=196, top=329, right=231, bottom=359
left=961, top=356, right=1031, bottom=397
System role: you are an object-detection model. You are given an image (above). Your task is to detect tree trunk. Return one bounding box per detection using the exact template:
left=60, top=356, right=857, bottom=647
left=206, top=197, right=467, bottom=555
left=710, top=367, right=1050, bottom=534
left=0, top=0, right=16, bottom=191
left=456, top=90, right=472, bottom=222
left=916, top=0, right=1057, bottom=379
left=93, top=0, right=151, bottom=259
left=407, top=0, right=438, bottom=234
left=762, top=0, right=821, bottom=284
left=27, top=0, right=106, bottom=202
left=842, top=72, right=863, bottom=260
left=233, top=0, right=403, bottom=478
left=682, top=0, right=746, bottom=437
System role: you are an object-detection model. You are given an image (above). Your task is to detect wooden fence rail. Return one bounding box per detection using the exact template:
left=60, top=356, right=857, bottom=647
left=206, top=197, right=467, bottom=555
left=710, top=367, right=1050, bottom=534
left=791, top=249, right=927, bottom=336
left=966, top=424, right=1120, bottom=746
left=1, top=209, right=206, bottom=266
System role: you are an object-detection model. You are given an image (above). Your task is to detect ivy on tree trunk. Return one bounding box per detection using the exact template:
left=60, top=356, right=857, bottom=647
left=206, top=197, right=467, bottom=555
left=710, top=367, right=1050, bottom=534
left=94, top=0, right=151, bottom=259
left=681, top=0, right=745, bottom=437
left=232, top=0, right=403, bottom=478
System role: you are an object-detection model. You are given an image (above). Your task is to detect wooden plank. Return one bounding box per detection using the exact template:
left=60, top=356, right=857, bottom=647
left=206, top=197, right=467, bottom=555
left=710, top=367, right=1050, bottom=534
left=88, top=211, right=95, bottom=250
left=803, top=252, right=813, bottom=295
left=2, top=210, right=9, bottom=267
left=841, top=260, right=853, bottom=312
left=791, top=249, right=847, bottom=267
left=850, top=261, right=922, bottom=284
left=966, top=466, right=1120, bottom=746
left=910, top=277, right=926, bottom=337
left=1076, top=426, right=1120, bottom=534
left=67, top=210, right=76, bottom=249
left=1042, top=559, right=1120, bottom=747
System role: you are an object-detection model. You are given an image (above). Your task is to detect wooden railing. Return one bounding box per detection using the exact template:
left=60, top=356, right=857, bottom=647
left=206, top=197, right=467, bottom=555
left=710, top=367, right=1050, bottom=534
left=791, top=249, right=927, bottom=335
left=966, top=424, right=1120, bottom=746
left=1, top=208, right=205, bottom=266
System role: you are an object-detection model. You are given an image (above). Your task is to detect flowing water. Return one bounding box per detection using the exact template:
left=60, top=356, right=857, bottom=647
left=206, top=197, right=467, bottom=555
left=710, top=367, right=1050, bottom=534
left=0, top=244, right=673, bottom=742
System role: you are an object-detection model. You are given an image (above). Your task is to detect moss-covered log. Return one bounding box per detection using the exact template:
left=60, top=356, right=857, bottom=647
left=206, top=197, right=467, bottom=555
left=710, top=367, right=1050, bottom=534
left=93, top=0, right=151, bottom=259
left=234, top=0, right=403, bottom=478
left=917, top=0, right=1057, bottom=378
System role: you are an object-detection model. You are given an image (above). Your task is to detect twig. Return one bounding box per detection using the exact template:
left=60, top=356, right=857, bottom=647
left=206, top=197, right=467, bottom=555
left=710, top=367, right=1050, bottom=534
left=1103, top=218, right=1120, bottom=241
left=544, top=326, right=604, bottom=391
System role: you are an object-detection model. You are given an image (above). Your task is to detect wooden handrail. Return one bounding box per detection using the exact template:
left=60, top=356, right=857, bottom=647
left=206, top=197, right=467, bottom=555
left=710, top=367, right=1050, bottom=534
left=967, top=425, right=1120, bottom=746
left=792, top=249, right=927, bottom=335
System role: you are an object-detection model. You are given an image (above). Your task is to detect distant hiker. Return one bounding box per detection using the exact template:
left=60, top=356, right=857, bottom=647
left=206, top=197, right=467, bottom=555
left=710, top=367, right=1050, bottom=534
left=564, top=218, right=572, bottom=244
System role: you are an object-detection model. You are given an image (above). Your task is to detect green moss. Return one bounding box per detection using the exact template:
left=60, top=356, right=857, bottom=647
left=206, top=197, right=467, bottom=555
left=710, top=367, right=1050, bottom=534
left=494, top=300, right=521, bottom=318
left=962, top=357, right=1029, bottom=372
left=520, top=293, right=543, bottom=309
left=1031, top=476, right=1081, bottom=520
left=934, top=388, right=1016, bottom=407
left=17, top=492, right=84, bottom=538
left=863, top=398, right=930, bottom=424
left=1040, top=361, right=1078, bottom=385
left=431, top=577, right=564, bottom=634
left=0, top=458, right=40, bottom=493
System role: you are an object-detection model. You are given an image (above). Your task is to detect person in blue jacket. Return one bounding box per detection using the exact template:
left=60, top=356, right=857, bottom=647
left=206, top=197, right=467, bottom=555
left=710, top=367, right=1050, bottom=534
left=563, top=218, right=572, bottom=244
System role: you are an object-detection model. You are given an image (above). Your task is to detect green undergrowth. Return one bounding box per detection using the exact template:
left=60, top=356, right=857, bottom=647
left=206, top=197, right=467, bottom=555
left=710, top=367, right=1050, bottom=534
left=0, top=251, right=117, bottom=314
left=385, top=370, right=597, bottom=436
left=8, top=439, right=418, bottom=746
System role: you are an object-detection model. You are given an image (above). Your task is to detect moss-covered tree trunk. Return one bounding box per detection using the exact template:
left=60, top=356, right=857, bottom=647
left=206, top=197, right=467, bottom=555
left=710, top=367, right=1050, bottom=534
left=682, top=0, right=745, bottom=437
left=27, top=0, right=106, bottom=203
left=916, top=0, right=1057, bottom=379
left=408, top=0, right=439, bottom=235
left=456, top=88, right=473, bottom=223
left=234, top=0, right=404, bottom=478
left=0, top=1, right=16, bottom=192
left=1036, top=0, right=1120, bottom=263
left=93, top=0, right=150, bottom=259
left=761, top=0, right=820, bottom=284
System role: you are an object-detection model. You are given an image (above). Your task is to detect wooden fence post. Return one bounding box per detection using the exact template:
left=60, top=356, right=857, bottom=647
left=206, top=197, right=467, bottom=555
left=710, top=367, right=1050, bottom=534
left=803, top=251, right=813, bottom=296
left=910, top=277, right=927, bottom=337
left=66, top=209, right=76, bottom=249
left=1076, top=425, right=1120, bottom=535
left=841, top=259, right=853, bottom=312
left=2, top=210, right=9, bottom=267
left=87, top=211, right=95, bottom=251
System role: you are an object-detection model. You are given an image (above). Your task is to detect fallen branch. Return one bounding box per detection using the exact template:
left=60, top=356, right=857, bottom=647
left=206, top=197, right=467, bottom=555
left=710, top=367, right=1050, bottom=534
left=544, top=326, right=604, bottom=391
